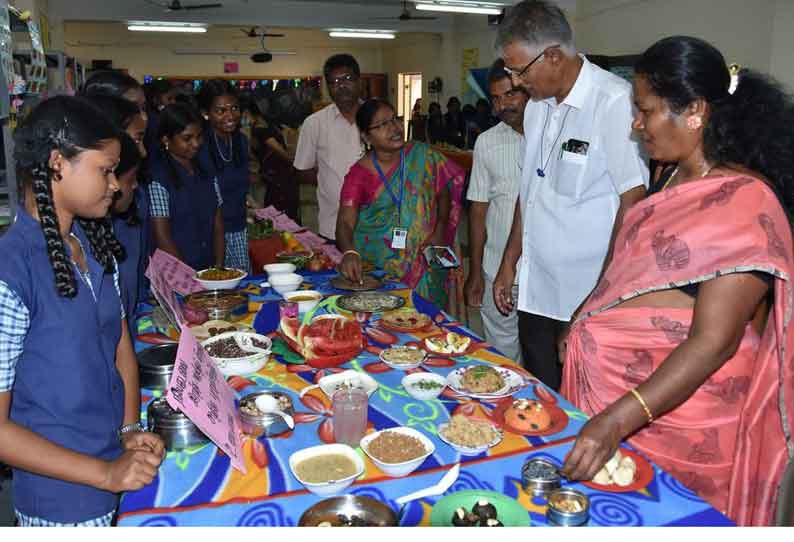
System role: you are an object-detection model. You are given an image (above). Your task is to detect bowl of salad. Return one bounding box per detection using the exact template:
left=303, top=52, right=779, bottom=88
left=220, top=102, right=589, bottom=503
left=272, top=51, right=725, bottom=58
left=401, top=372, right=447, bottom=401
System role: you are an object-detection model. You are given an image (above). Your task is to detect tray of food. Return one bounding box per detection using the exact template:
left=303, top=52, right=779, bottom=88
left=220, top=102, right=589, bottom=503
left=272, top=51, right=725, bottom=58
left=430, top=490, right=530, bottom=527
left=446, top=365, right=526, bottom=399
left=423, top=331, right=477, bottom=356
left=378, top=307, right=433, bottom=332
left=336, top=291, right=405, bottom=313
left=437, top=415, right=503, bottom=456
left=330, top=274, right=383, bottom=291
left=183, top=290, right=249, bottom=323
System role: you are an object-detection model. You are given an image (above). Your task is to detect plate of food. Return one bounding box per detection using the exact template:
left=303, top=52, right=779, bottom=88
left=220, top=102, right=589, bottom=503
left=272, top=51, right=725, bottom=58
left=336, top=292, right=405, bottom=313
left=430, top=490, right=530, bottom=527
left=491, top=398, right=569, bottom=436
left=330, top=274, right=383, bottom=291
left=423, top=332, right=477, bottom=357
left=379, top=345, right=427, bottom=370
left=581, top=447, right=654, bottom=493
left=194, top=267, right=247, bottom=290
left=378, top=307, right=434, bottom=333
left=446, top=365, right=526, bottom=399
left=201, top=331, right=272, bottom=377
left=437, top=415, right=503, bottom=456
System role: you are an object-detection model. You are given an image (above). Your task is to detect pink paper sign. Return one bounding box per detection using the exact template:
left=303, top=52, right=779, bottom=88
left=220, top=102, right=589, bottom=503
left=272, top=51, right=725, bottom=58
left=293, top=230, right=325, bottom=250
left=145, top=249, right=203, bottom=295
left=148, top=271, right=185, bottom=327
left=167, top=327, right=247, bottom=473
left=255, top=206, right=281, bottom=220
left=271, top=213, right=301, bottom=233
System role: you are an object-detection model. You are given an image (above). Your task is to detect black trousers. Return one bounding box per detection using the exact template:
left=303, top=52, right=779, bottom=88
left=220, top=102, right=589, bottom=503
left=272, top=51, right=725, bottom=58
left=518, top=311, right=564, bottom=391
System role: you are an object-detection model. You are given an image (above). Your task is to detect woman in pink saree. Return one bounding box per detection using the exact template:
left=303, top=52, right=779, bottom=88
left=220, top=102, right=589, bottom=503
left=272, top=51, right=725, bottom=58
left=559, top=36, right=794, bottom=526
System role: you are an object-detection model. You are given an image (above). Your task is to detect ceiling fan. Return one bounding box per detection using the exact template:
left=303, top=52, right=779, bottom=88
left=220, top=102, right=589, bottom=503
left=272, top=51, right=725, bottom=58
left=370, top=1, right=438, bottom=21
left=145, top=0, right=223, bottom=11
left=241, top=27, right=285, bottom=38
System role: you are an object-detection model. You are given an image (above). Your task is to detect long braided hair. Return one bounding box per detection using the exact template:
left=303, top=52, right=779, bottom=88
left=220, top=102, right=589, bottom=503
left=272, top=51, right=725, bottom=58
left=14, top=96, right=125, bottom=298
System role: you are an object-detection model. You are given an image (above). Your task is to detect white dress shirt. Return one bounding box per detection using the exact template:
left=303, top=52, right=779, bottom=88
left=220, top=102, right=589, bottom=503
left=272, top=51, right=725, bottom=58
left=517, top=55, right=649, bottom=321
left=467, top=121, right=523, bottom=283
left=293, top=103, right=364, bottom=239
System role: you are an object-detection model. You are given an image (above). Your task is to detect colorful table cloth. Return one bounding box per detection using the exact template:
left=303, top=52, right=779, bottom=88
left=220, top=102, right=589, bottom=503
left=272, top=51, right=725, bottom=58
left=119, top=276, right=733, bottom=526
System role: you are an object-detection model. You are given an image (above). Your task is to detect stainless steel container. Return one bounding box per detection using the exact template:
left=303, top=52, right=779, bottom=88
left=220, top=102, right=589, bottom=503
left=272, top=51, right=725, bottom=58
left=147, top=397, right=210, bottom=451
left=183, top=290, right=249, bottom=322
left=137, top=344, right=178, bottom=391
left=546, top=488, right=590, bottom=526
left=521, top=458, right=562, bottom=496
left=239, top=391, right=295, bottom=437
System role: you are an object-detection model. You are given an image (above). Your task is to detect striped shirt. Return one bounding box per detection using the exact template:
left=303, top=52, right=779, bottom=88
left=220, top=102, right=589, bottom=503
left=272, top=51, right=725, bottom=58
left=466, top=121, right=524, bottom=281
left=15, top=509, right=114, bottom=527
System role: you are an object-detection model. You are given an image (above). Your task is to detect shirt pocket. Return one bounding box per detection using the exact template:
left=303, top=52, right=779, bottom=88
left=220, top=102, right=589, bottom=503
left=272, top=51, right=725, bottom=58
left=554, top=150, right=588, bottom=199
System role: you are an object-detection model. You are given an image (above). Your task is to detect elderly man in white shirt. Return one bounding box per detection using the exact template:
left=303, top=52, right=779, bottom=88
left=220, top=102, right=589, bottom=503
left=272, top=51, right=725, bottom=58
left=466, top=59, right=529, bottom=364
left=492, top=1, right=649, bottom=390
left=294, top=54, right=364, bottom=241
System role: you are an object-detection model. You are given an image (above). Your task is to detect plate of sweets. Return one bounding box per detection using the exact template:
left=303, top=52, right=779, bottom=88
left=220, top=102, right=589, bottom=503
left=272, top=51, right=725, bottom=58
left=379, top=307, right=434, bottom=333
left=581, top=448, right=654, bottom=493
left=491, top=398, right=569, bottom=436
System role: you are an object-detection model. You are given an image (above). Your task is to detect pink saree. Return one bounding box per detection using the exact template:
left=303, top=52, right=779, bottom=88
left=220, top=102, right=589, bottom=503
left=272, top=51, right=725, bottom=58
left=561, top=175, right=794, bottom=525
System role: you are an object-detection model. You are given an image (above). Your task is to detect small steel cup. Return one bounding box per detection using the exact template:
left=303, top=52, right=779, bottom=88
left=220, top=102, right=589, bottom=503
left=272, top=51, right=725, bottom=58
left=546, top=488, right=590, bottom=526
left=521, top=458, right=562, bottom=496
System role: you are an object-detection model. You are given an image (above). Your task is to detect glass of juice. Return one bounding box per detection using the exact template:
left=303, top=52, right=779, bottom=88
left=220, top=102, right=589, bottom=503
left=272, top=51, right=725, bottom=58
left=332, top=387, right=368, bottom=447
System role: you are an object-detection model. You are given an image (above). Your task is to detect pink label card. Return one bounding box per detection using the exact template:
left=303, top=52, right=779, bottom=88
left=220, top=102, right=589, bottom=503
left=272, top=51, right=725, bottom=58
left=145, top=249, right=203, bottom=295
left=271, top=213, right=301, bottom=233
left=293, top=231, right=324, bottom=250
left=255, top=206, right=281, bottom=220
left=148, top=271, right=185, bottom=327
left=167, top=327, right=247, bottom=473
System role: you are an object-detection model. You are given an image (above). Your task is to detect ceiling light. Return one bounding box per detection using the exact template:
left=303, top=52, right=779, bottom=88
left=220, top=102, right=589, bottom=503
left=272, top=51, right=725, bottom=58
left=414, top=2, right=505, bottom=15
left=329, top=30, right=396, bottom=39
left=128, top=21, right=207, bottom=33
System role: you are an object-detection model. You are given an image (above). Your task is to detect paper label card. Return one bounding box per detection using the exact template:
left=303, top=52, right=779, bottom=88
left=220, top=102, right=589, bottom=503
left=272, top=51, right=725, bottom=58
left=145, top=249, right=203, bottom=295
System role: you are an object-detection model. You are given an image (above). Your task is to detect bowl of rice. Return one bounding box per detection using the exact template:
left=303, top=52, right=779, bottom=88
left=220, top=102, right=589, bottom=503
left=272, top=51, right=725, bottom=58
left=360, top=427, right=435, bottom=477
left=438, top=415, right=503, bottom=456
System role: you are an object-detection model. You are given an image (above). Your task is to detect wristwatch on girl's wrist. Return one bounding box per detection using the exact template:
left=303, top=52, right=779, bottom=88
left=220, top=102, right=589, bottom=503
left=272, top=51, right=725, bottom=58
left=118, top=422, right=144, bottom=439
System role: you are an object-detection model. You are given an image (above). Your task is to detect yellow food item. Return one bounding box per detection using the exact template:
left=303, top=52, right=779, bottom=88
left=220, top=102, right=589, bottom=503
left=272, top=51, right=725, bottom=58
left=294, top=454, right=358, bottom=483
left=198, top=268, right=244, bottom=281
left=441, top=415, right=499, bottom=448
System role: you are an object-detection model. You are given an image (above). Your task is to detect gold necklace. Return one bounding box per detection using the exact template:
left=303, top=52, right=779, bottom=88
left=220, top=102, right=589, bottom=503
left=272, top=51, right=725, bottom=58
left=661, top=163, right=715, bottom=191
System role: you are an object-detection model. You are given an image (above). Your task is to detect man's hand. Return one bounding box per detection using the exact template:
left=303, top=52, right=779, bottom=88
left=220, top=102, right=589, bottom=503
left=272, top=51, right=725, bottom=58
left=465, top=271, right=485, bottom=308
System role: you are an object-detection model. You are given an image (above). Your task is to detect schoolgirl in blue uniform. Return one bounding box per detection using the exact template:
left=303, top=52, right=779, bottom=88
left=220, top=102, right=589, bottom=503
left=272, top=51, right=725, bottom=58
left=197, top=80, right=250, bottom=271
left=149, top=103, right=225, bottom=271
left=0, top=96, right=164, bottom=526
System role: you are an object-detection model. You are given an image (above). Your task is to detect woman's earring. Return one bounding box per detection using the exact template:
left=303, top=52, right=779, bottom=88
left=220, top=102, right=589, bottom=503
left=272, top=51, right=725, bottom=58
left=686, top=116, right=703, bottom=130
left=53, top=171, right=62, bottom=181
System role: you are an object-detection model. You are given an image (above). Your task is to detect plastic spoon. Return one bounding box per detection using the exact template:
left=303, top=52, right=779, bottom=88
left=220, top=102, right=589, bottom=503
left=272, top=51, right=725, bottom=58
left=395, top=462, right=460, bottom=506
left=254, top=395, right=295, bottom=430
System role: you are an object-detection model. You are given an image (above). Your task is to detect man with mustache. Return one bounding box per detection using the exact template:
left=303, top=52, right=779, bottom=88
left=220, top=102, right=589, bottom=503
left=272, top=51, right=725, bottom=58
left=465, top=59, right=529, bottom=364
left=294, top=54, right=364, bottom=241
left=492, top=1, right=648, bottom=389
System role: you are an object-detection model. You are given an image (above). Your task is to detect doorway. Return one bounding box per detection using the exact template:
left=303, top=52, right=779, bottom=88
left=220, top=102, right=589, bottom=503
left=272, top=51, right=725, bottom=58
left=397, top=73, right=422, bottom=139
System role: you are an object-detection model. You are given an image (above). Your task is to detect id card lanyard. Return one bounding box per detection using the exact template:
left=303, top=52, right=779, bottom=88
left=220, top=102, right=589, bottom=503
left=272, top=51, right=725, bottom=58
left=373, top=149, right=407, bottom=249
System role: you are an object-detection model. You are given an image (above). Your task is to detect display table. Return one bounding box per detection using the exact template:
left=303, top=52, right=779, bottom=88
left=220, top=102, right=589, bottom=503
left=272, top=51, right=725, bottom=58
left=119, top=274, right=733, bottom=526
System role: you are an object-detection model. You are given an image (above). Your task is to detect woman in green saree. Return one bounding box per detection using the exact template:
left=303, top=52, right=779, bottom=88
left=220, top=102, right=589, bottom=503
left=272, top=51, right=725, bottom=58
left=336, top=99, right=465, bottom=309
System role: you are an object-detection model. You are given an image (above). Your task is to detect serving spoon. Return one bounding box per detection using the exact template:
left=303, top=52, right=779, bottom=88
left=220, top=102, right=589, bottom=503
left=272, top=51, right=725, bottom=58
left=254, top=394, right=295, bottom=430
left=395, top=462, right=461, bottom=523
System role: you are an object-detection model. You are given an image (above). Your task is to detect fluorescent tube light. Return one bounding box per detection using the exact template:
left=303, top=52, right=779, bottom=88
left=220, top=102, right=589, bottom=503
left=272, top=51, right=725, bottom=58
left=329, top=31, right=395, bottom=39
left=415, top=2, right=504, bottom=15
left=128, top=22, right=207, bottom=33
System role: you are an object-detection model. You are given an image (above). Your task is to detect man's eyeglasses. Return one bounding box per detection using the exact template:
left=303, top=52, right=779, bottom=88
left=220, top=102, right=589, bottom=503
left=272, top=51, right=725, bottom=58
left=503, top=44, right=561, bottom=79
left=368, top=116, right=401, bottom=131
left=328, top=73, right=359, bottom=87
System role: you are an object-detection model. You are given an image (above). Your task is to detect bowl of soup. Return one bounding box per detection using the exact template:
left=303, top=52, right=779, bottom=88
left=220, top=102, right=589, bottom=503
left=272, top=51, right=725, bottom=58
left=284, top=290, right=323, bottom=313
left=289, top=443, right=364, bottom=496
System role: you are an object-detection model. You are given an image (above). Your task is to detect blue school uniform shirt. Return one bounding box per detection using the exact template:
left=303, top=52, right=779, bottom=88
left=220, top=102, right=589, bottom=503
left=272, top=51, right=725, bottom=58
left=198, top=130, right=249, bottom=235
left=148, top=152, right=223, bottom=270
left=0, top=208, right=126, bottom=523
left=113, top=186, right=148, bottom=338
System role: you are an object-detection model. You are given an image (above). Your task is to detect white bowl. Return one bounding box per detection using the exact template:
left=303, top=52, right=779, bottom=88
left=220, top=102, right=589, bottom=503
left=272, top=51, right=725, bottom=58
left=360, top=427, right=435, bottom=477
left=264, top=263, right=296, bottom=278
left=194, top=268, right=247, bottom=290
left=380, top=346, right=427, bottom=371
left=437, top=420, right=503, bottom=456
left=299, top=369, right=379, bottom=399
left=284, top=289, right=323, bottom=313
left=201, top=331, right=272, bottom=377
left=289, top=443, right=364, bottom=496
left=269, top=272, right=304, bottom=295
left=401, top=372, right=447, bottom=401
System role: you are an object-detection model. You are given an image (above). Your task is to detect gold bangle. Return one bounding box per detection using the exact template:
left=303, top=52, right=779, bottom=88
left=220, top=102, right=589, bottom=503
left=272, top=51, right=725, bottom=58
left=629, top=388, right=654, bottom=424
left=342, top=250, right=360, bottom=259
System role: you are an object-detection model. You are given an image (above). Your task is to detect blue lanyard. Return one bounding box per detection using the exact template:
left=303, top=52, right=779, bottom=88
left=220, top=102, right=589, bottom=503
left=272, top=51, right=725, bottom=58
left=372, top=149, right=405, bottom=224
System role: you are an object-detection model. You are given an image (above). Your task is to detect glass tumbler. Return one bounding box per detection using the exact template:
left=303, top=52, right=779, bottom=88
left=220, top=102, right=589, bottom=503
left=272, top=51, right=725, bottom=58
left=332, top=388, right=368, bottom=447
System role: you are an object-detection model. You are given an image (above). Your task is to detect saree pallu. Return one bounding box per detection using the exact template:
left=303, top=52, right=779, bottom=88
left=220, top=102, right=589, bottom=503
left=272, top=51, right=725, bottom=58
left=561, top=175, right=794, bottom=525
left=341, top=142, right=465, bottom=310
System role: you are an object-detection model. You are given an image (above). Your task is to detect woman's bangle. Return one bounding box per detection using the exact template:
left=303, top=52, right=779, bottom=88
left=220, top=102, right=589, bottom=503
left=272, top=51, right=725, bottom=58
left=343, top=250, right=361, bottom=259
left=629, top=388, right=654, bottom=424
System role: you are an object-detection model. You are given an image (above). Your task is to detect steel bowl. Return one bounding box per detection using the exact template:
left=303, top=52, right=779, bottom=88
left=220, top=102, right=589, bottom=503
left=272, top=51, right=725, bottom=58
left=183, top=290, right=249, bottom=322
left=546, top=488, right=590, bottom=526
left=147, top=397, right=210, bottom=451
left=298, top=495, right=398, bottom=527
left=521, top=458, right=562, bottom=496
left=238, top=391, right=295, bottom=437
left=137, top=343, right=178, bottom=391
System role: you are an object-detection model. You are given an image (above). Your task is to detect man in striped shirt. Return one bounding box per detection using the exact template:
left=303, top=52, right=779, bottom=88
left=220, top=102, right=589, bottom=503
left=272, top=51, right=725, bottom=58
left=465, top=59, right=529, bottom=364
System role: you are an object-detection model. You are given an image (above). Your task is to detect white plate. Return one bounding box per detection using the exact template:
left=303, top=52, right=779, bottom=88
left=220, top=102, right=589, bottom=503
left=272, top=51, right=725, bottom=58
left=299, top=369, right=379, bottom=398
left=360, top=427, right=435, bottom=477
left=379, top=346, right=427, bottom=370
left=201, top=331, right=272, bottom=377
left=446, top=366, right=526, bottom=399
left=437, top=421, right=503, bottom=456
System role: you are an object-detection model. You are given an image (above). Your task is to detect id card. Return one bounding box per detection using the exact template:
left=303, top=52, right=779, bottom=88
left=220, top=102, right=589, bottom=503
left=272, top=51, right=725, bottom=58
left=391, top=228, right=407, bottom=249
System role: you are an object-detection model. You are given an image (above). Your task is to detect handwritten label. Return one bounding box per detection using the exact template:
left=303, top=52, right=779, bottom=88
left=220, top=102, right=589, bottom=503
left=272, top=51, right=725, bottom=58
left=271, top=213, right=301, bottom=233
left=148, top=271, right=185, bottom=327
left=145, top=249, right=203, bottom=295
left=255, top=206, right=282, bottom=220
left=167, top=327, right=247, bottom=473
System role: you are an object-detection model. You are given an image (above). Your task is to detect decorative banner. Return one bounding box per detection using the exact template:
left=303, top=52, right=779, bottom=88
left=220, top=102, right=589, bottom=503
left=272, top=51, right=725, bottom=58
left=167, top=327, right=247, bottom=473
left=145, top=249, right=203, bottom=295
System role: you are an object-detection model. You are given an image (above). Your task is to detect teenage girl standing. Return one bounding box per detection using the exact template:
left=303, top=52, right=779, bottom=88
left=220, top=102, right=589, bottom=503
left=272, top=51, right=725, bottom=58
left=197, top=80, right=250, bottom=271
left=0, top=96, right=164, bottom=526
